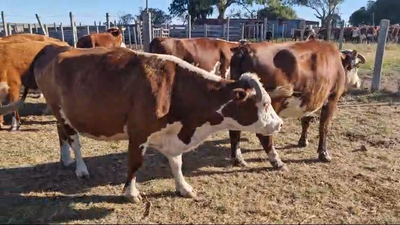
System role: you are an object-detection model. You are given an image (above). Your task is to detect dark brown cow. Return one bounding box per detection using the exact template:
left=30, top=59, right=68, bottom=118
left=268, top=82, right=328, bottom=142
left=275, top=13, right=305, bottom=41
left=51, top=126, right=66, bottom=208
left=228, top=40, right=365, bottom=169
left=76, top=27, right=126, bottom=48
left=22, top=45, right=283, bottom=201
left=149, top=37, right=245, bottom=79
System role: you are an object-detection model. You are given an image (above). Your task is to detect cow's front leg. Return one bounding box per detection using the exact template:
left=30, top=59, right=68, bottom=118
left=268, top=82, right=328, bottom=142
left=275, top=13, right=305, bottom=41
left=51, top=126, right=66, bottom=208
left=298, top=116, right=315, bottom=147
left=229, top=130, right=248, bottom=167
left=317, top=97, right=338, bottom=162
left=167, top=154, right=196, bottom=198
left=256, top=134, right=287, bottom=170
left=123, top=139, right=146, bottom=203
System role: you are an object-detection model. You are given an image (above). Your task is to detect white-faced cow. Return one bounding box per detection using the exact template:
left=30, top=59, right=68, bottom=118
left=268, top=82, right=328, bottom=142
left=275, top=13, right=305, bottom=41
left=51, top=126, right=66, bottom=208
left=228, top=40, right=366, bottom=169
left=149, top=37, right=247, bottom=79
left=20, top=44, right=283, bottom=202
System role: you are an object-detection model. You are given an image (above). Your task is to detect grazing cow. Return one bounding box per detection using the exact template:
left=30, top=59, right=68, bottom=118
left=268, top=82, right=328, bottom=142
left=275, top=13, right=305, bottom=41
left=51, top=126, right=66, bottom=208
left=149, top=37, right=245, bottom=79
left=0, top=40, right=70, bottom=131
left=25, top=45, right=283, bottom=201
left=228, top=40, right=365, bottom=169
left=77, top=27, right=126, bottom=48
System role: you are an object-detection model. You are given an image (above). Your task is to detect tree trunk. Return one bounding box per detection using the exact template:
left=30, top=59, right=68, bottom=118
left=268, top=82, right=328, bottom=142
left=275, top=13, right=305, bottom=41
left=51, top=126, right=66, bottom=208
left=218, top=8, right=226, bottom=19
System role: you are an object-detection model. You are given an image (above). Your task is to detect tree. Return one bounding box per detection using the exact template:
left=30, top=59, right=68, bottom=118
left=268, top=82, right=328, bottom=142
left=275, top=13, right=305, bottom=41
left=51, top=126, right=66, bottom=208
left=285, top=0, right=344, bottom=27
left=169, top=0, right=214, bottom=23
left=118, top=13, right=135, bottom=25
left=137, top=7, right=172, bottom=25
left=258, top=0, right=297, bottom=20
left=349, top=7, right=371, bottom=26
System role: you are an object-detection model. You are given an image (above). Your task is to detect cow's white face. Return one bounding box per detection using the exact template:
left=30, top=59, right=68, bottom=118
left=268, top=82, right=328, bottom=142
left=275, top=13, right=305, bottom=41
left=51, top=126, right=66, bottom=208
left=341, top=49, right=366, bottom=90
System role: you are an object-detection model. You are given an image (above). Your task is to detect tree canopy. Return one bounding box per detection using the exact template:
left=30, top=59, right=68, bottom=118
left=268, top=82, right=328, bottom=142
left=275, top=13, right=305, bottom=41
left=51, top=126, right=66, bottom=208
left=349, top=0, right=400, bottom=26
left=136, top=8, right=172, bottom=25
left=258, top=0, right=297, bottom=20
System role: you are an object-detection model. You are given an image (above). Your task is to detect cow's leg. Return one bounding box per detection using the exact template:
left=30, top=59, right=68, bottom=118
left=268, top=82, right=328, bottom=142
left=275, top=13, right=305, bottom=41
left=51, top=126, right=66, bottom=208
left=229, top=130, right=248, bottom=167
left=8, top=87, right=21, bottom=132
left=256, top=134, right=286, bottom=170
left=123, top=137, right=146, bottom=203
left=0, top=102, right=3, bottom=129
left=317, top=97, right=338, bottom=162
left=167, top=154, right=196, bottom=198
left=298, top=116, right=314, bottom=147
left=57, top=123, right=75, bottom=167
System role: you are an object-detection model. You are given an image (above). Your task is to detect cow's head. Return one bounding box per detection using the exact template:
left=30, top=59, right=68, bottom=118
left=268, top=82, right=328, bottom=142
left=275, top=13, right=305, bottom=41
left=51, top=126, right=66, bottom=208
left=341, top=49, right=366, bottom=90
left=219, top=72, right=283, bottom=136
left=107, top=27, right=127, bottom=48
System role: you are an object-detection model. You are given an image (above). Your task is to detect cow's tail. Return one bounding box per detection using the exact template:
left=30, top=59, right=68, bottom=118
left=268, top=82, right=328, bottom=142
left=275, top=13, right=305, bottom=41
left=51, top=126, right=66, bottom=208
left=0, top=87, right=28, bottom=116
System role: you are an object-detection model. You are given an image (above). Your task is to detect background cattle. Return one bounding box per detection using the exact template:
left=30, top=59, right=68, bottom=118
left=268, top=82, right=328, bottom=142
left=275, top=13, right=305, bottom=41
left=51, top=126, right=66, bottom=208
left=26, top=45, right=283, bottom=202
left=149, top=37, right=244, bottom=79
left=0, top=37, right=70, bottom=131
left=76, top=27, right=126, bottom=48
left=228, top=40, right=365, bottom=169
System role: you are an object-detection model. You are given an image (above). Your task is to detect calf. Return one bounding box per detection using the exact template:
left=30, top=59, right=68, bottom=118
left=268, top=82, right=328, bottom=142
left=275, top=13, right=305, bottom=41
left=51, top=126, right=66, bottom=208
left=228, top=40, right=365, bottom=169
left=149, top=37, right=243, bottom=79
left=25, top=45, right=283, bottom=201
left=77, top=27, right=126, bottom=48
left=0, top=40, right=70, bottom=131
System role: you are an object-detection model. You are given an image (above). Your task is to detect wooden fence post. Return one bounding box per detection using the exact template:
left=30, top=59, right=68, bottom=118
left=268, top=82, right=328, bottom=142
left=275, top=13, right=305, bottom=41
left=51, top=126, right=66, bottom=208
left=371, top=19, right=390, bottom=92
left=60, top=23, right=64, bottom=42
left=8, top=24, right=12, bottom=35
left=44, top=24, right=49, bottom=37
left=226, top=17, right=230, bottom=41
left=186, top=15, right=191, bottom=38
left=338, top=20, right=345, bottom=50
left=54, top=22, right=57, bottom=32
left=282, top=24, right=285, bottom=40
left=34, top=24, right=38, bottom=33
left=241, top=23, right=245, bottom=39
left=327, top=19, right=332, bottom=41
left=69, top=12, right=77, bottom=47
left=137, top=22, right=143, bottom=50
left=94, top=21, right=99, bottom=33
left=142, top=11, right=152, bottom=52
left=35, top=14, right=48, bottom=36
left=133, top=23, right=138, bottom=50
left=1, top=11, right=8, bottom=36
left=204, top=24, right=208, bottom=37
left=263, top=18, right=268, bottom=41
left=28, top=23, right=32, bottom=34
left=300, top=19, right=305, bottom=40
left=127, top=25, right=132, bottom=48
left=106, top=13, right=110, bottom=29
left=272, top=24, right=275, bottom=41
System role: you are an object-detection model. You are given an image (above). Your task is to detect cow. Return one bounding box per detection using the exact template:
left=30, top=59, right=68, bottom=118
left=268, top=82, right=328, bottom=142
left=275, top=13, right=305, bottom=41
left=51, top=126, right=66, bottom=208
left=149, top=37, right=245, bottom=79
left=0, top=33, right=65, bottom=44
left=0, top=40, right=70, bottom=131
left=22, top=44, right=283, bottom=201
left=227, top=40, right=366, bottom=169
left=76, top=27, right=126, bottom=48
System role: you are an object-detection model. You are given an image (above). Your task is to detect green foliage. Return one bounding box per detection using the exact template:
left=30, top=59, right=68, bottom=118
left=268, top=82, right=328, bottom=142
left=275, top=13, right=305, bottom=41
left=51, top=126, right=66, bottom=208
left=118, top=13, right=135, bottom=25
left=168, top=0, right=214, bottom=22
left=258, top=0, right=297, bottom=20
left=349, top=0, right=400, bottom=26
left=137, top=8, right=172, bottom=25
left=349, top=7, right=372, bottom=26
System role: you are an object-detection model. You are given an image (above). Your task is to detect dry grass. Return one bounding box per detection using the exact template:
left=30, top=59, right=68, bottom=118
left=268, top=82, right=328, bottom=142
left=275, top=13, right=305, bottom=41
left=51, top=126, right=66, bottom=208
left=1, top=43, right=400, bottom=224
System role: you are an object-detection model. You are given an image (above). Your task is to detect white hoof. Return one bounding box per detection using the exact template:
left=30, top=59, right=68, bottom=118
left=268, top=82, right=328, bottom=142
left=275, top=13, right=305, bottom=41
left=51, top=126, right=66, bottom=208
left=124, top=185, right=142, bottom=203
left=75, top=163, right=90, bottom=178
left=176, top=184, right=197, bottom=198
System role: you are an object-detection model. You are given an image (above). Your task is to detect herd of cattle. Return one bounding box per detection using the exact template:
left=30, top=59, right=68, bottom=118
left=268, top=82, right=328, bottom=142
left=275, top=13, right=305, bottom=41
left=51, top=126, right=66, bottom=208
left=0, top=27, right=367, bottom=202
left=291, top=24, right=400, bottom=44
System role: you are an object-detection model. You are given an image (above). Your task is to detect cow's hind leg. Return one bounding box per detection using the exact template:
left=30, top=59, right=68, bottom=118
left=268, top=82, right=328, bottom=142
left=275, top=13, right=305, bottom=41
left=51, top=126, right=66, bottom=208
left=167, top=154, right=196, bottom=198
left=57, top=123, right=75, bottom=167
left=298, top=116, right=315, bottom=147
left=8, top=87, right=21, bottom=132
left=123, top=138, right=146, bottom=203
left=229, top=130, right=248, bottom=167
left=256, top=134, right=287, bottom=170
left=317, top=96, right=338, bottom=162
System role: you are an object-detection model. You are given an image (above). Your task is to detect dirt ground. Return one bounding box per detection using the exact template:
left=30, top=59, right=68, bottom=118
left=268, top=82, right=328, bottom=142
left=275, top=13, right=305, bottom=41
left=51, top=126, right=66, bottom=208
left=1, top=43, right=400, bottom=224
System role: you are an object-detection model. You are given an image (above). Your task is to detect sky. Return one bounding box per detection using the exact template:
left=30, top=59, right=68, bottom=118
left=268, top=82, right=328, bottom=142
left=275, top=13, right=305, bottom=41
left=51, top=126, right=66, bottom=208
left=1, top=0, right=370, bottom=26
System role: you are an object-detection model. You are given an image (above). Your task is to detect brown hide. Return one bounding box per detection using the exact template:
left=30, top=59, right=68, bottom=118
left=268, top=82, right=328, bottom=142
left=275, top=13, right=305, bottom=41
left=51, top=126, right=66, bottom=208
left=149, top=37, right=241, bottom=79
left=77, top=27, right=123, bottom=48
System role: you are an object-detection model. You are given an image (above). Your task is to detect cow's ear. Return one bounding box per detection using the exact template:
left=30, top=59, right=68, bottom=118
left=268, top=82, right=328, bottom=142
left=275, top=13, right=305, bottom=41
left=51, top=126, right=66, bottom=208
left=351, top=49, right=358, bottom=58
left=232, top=88, right=249, bottom=102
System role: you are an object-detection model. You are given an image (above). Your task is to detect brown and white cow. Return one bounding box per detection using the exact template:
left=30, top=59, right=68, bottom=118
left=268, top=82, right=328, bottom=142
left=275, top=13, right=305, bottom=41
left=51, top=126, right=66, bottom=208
left=77, top=27, right=126, bottom=48
left=228, top=40, right=366, bottom=169
left=149, top=37, right=246, bottom=79
left=0, top=40, right=70, bottom=131
left=24, top=44, right=283, bottom=201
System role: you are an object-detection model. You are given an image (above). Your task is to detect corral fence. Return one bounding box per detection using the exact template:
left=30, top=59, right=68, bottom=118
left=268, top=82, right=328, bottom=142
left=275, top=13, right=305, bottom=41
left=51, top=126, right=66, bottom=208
left=0, top=10, right=393, bottom=92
